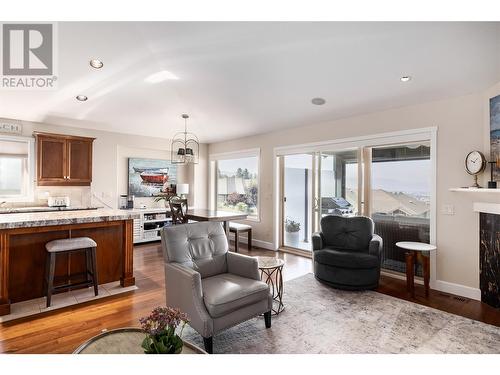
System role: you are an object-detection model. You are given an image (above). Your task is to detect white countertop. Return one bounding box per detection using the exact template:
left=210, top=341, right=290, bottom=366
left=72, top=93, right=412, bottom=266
left=0, top=209, right=140, bottom=230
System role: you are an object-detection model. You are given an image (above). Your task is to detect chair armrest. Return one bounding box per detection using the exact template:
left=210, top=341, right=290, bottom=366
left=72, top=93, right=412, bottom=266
left=312, top=232, right=324, bottom=251
left=227, top=252, right=260, bottom=280
left=369, top=234, right=383, bottom=258
left=164, top=263, right=213, bottom=337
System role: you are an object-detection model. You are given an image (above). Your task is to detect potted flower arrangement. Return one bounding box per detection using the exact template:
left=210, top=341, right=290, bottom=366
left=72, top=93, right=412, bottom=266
left=285, top=218, right=301, bottom=246
left=139, top=306, right=189, bottom=354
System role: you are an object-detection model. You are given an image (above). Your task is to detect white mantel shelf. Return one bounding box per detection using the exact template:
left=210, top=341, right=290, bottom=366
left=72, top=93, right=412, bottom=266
left=473, top=202, right=500, bottom=215
left=449, top=187, right=500, bottom=193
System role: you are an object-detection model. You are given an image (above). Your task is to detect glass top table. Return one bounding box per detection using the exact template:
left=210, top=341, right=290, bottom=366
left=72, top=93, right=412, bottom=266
left=73, top=327, right=206, bottom=354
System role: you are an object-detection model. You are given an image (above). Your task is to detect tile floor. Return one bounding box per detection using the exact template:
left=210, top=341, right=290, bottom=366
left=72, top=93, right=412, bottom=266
left=0, top=282, right=138, bottom=323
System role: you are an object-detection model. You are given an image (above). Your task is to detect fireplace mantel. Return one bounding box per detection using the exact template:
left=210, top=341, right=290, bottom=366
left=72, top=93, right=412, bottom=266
left=473, top=202, right=500, bottom=215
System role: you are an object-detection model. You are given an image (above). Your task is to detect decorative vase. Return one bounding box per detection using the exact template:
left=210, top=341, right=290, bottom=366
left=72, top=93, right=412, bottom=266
left=285, top=231, right=300, bottom=246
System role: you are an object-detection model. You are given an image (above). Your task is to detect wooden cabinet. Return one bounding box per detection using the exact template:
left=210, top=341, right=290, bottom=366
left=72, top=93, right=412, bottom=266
left=35, top=132, right=95, bottom=186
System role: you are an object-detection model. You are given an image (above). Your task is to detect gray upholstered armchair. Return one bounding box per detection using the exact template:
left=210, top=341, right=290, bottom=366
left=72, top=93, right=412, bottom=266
left=161, top=221, right=272, bottom=353
left=312, top=215, right=383, bottom=290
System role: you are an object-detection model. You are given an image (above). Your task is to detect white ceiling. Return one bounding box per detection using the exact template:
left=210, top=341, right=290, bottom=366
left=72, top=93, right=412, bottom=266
left=1, top=22, right=499, bottom=143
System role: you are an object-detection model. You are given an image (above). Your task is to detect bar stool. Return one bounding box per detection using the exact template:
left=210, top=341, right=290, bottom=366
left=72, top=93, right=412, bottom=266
left=229, top=222, right=252, bottom=253
left=45, top=237, right=98, bottom=308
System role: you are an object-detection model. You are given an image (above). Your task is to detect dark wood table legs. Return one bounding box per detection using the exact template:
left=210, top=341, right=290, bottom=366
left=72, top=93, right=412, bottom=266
left=405, top=250, right=430, bottom=298
left=422, top=254, right=430, bottom=297
left=405, top=251, right=415, bottom=298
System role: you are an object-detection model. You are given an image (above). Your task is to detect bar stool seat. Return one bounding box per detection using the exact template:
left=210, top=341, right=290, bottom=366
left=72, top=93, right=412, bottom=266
left=44, top=237, right=98, bottom=308
left=46, top=237, right=97, bottom=252
left=229, top=222, right=252, bottom=253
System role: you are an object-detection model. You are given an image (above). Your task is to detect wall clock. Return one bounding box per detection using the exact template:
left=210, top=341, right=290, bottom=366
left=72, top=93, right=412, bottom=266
left=465, top=150, right=487, bottom=187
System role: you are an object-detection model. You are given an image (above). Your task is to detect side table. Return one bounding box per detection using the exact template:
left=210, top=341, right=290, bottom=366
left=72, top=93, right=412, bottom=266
left=256, top=256, right=285, bottom=315
left=396, top=241, right=436, bottom=298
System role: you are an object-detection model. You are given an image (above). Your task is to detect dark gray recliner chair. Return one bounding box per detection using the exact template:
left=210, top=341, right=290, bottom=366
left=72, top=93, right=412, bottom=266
left=312, top=215, right=383, bottom=290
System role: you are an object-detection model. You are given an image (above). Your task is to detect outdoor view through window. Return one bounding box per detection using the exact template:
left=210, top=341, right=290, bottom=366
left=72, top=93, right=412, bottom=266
left=0, top=138, right=31, bottom=200
left=344, top=143, right=431, bottom=274
left=216, top=156, right=259, bottom=218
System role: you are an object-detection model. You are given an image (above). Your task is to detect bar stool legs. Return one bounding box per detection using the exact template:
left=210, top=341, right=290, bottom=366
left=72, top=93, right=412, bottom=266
left=46, top=252, right=56, bottom=308
left=91, top=247, right=98, bottom=297
left=45, top=246, right=98, bottom=308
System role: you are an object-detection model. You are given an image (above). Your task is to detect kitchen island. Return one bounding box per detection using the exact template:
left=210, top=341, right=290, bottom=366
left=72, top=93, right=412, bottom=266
left=0, top=209, right=139, bottom=316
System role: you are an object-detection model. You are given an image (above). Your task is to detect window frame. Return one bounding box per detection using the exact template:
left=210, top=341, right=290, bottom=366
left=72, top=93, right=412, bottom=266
left=209, top=148, right=261, bottom=222
left=0, top=135, right=35, bottom=203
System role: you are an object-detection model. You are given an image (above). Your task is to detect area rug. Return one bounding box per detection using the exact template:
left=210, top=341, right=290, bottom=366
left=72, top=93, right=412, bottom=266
left=182, top=273, right=500, bottom=354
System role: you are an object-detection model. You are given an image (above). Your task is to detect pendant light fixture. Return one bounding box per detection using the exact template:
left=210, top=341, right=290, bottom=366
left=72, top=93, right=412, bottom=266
left=171, top=114, right=199, bottom=164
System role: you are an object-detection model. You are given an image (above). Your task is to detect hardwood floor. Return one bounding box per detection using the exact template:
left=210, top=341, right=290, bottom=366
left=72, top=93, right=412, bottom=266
left=0, top=241, right=498, bottom=353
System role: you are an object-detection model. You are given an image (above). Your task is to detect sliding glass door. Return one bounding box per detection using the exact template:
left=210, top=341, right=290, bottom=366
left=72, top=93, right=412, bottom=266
left=280, top=148, right=361, bottom=253
left=369, top=142, right=431, bottom=276
left=277, top=132, right=434, bottom=277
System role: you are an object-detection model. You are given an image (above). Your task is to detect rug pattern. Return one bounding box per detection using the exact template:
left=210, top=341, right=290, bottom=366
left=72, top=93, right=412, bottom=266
left=182, top=274, right=500, bottom=354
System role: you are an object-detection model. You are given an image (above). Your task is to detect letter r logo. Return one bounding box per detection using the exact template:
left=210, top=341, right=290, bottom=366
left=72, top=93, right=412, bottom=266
left=2, top=24, right=53, bottom=75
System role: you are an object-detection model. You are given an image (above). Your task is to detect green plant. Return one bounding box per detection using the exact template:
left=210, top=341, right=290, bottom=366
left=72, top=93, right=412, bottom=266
left=285, top=218, right=300, bottom=233
left=140, top=306, right=189, bottom=354
left=141, top=326, right=184, bottom=354
left=236, top=202, right=248, bottom=212
left=153, top=194, right=175, bottom=204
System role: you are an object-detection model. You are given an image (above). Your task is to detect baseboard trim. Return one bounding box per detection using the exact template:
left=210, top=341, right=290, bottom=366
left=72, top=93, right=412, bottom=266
left=434, top=280, right=481, bottom=301
left=230, top=234, right=277, bottom=251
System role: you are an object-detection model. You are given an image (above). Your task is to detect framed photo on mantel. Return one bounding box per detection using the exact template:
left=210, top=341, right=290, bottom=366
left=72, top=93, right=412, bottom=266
left=490, top=94, right=500, bottom=182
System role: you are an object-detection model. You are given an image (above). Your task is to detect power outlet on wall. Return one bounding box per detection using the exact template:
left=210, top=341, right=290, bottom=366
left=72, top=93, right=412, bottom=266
left=441, top=204, right=455, bottom=215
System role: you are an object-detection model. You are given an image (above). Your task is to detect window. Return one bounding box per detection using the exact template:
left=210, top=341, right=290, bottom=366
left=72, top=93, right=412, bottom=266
left=211, top=149, right=260, bottom=220
left=0, top=136, right=34, bottom=202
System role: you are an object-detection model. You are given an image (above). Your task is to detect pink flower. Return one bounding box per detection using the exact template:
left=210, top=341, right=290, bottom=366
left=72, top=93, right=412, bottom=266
left=140, top=306, right=189, bottom=336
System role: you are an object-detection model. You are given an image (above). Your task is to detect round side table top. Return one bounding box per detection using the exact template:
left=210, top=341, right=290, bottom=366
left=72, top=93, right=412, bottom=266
left=396, top=241, right=437, bottom=252
left=73, top=327, right=206, bottom=354
left=256, top=256, right=285, bottom=269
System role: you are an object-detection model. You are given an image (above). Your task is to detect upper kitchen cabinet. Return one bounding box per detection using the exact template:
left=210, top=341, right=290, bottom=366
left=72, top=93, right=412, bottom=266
left=34, top=132, right=95, bottom=186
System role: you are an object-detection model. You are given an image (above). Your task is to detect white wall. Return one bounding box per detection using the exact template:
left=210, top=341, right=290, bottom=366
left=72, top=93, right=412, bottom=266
left=208, top=85, right=500, bottom=296
left=0, top=118, right=209, bottom=209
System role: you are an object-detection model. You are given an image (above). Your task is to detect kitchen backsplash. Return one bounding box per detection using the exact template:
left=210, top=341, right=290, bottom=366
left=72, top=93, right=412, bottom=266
left=2, top=186, right=92, bottom=208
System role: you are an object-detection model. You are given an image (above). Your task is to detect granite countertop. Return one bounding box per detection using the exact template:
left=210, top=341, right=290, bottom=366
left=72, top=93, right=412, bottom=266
left=0, top=209, right=140, bottom=230
left=0, top=206, right=100, bottom=214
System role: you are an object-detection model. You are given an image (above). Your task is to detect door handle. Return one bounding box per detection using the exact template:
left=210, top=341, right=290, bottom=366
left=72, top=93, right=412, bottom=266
left=313, top=197, right=320, bottom=210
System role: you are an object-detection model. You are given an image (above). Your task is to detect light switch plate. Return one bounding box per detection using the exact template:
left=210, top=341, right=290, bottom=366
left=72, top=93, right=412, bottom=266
left=442, top=204, right=455, bottom=215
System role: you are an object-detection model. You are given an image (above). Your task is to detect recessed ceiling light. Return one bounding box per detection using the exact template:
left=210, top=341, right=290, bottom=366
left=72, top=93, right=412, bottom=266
left=89, top=59, right=103, bottom=69
left=76, top=95, right=88, bottom=101
left=311, top=97, right=326, bottom=105
left=145, top=70, right=179, bottom=83
left=400, top=76, right=412, bottom=82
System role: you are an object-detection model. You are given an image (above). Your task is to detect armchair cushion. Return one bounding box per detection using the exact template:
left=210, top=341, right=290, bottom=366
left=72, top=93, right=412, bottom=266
left=202, top=273, right=270, bottom=318
left=314, top=248, right=380, bottom=269
left=320, top=215, right=374, bottom=251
